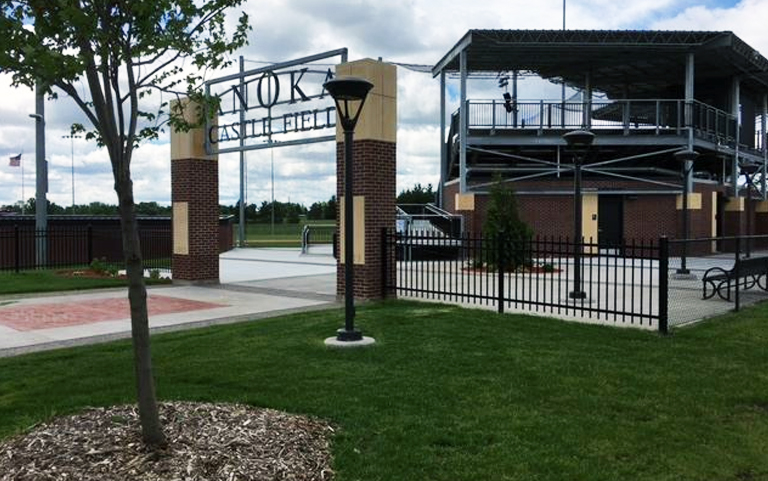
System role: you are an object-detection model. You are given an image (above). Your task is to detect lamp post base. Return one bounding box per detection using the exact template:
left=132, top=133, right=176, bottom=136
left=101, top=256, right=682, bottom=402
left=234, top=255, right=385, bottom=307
left=673, top=269, right=697, bottom=280
left=325, top=331, right=376, bottom=348
left=336, top=327, right=363, bottom=342
left=563, top=290, right=594, bottom=304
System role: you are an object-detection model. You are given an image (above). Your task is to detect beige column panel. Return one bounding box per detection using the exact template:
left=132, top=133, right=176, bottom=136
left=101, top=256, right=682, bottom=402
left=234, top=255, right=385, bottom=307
left=172, top=202, right=189, bottom=255
left=335, top=59, right=397, bottom=143
left=583, top=193, right=598, bottom=253
left=675, top=193, right=702, bottom=210
left=170, top=99, right=217, bottom=161
left=339, top=196, right=366, bottom=265
left=724, top=197, right=745, bottom=212
left=755, top=200, right=768, bottom=213
left=455, top=193, right=476, bottom=211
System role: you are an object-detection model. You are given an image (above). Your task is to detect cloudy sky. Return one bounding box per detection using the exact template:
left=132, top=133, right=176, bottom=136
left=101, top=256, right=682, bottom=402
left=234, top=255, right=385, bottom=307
left=0, top=0, right=764, bottom=210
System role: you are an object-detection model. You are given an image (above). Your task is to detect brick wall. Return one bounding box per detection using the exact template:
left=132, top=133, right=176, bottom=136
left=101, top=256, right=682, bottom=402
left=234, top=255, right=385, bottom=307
left=441, top=179, right=728, bottom=246
left=336, top=139, right=396, bottom=300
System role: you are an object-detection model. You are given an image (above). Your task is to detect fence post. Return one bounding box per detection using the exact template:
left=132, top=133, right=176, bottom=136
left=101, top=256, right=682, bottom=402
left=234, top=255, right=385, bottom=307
left=14, top=224, right=20, bottom=273
left=380, top=228, right=389, bottom=299
left=734, top=236, right=741, bottom=311
left=658, top=236, right=669, bottom=334
left=497, top=231, right=505, bottom=314
left=87, top=224, right=93, bottom=264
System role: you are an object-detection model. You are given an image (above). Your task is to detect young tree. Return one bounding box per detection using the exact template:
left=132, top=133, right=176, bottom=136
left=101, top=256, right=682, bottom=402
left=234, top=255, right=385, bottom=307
left=483, top=176, right=533, bottom=270
left=0, top=1, right=250, bottom=448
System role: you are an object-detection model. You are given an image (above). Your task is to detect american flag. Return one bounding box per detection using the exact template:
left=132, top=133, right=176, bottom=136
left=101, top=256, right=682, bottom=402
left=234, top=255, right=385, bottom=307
left=9, top=154, right=21, bottom=167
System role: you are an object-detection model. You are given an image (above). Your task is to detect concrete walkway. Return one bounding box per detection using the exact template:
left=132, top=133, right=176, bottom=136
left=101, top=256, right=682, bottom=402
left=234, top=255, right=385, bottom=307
left=0, top=248, right=338, bottom=357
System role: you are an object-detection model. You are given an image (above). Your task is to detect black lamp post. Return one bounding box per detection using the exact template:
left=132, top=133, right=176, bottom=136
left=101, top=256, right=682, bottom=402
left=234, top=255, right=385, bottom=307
left=563, top=129, right=595, bottom=300
left=324, top=76, right=374, bottom=342
left=741, top=164, right=759, bottom=258
left=674, top=148, right=699, bottom=275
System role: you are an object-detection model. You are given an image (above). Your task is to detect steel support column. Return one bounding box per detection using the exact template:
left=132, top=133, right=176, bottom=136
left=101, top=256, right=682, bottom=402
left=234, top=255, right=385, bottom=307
left=732, top=77, right=741, bottom=196
left=583, top=72, right=592, bottom=128
left=763, top=94, right=767, bottom=200
left=685, top=53, right=695, bottom=148
left=684, top=53, right=695, bottom=198
left=439, top=70, right=447, bottom=207
left=459, top=49, right=468, bottom=193
left=238, top=56, right=246, bottom=246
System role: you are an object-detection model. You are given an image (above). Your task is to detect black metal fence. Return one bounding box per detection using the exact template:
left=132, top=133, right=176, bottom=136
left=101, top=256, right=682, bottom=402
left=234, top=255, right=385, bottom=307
left=0, top=225, right=171, bottom=273
left=382, top=230, right=768, bottom=333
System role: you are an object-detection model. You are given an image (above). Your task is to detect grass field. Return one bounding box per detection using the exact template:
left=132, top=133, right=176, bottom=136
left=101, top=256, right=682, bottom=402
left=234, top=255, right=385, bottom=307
left=236, top=222, right=335, bottom=247
left=1, top=300, right=767, bottom=480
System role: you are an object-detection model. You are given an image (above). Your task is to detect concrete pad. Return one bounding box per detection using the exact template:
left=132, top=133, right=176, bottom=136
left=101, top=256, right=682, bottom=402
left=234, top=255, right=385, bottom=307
left=220, top=248, right=336, bottom=283
left=324, top=336, right=377, bottom=348
left=0, top=248, right=340, bottom=357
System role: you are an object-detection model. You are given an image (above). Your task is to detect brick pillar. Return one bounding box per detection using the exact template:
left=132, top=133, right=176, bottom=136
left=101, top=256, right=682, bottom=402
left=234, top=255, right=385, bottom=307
left=170, top=99, right=219, bottom=283
left=335, top=59, right=397, bottom=300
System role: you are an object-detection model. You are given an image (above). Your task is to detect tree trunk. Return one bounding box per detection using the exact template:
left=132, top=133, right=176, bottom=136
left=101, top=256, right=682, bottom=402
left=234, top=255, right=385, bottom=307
left=117, top=177, right=166, bottom=448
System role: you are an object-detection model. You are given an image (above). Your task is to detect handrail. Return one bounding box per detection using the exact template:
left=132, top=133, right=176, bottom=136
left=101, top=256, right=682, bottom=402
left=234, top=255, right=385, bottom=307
left=301, top=223, right=334, bottom=254
left=454, top=98, right=741, bottom=146
left=396, top=203, right=463, bottom=237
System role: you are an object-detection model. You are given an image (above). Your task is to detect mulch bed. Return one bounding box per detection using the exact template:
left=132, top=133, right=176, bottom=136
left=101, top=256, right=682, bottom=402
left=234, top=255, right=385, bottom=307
left=55, top=268, right=127, bottom=279
left=0, top=401, right=334, bottom=481
left=463, top=265, right=561, bottom=274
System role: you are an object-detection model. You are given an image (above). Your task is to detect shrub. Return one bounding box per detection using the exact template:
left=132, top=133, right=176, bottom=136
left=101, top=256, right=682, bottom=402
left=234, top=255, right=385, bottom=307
left=482, top=176, right=534, bottom=271
left=90, top=257, right=118, bottom=277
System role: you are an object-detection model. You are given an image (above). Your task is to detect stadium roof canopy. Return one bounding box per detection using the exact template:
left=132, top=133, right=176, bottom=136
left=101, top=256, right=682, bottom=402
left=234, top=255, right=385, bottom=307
left=432, top=30, right=768, bottom=98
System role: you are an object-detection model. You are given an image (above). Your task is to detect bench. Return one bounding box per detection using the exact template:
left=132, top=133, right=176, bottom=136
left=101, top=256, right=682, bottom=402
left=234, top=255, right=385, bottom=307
left=702, top=256, right=768, bottom=301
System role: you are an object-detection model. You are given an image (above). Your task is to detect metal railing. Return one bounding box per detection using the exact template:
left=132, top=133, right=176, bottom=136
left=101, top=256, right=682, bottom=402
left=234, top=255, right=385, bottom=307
left=0, top=225, right=171, bottom=273
left=461, top=99, right=739, bottom=145
left=397, top=203, right=463, bottom=238
left=301, top=224, right=335, bottom=254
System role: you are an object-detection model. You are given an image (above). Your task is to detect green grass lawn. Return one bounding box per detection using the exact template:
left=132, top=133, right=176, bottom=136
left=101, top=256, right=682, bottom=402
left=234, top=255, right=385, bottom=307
left=236, top=222, right=334, bottom=247
left=1, top=301, right=767, bottom=480
left=0, top=270, right=171, bottom=295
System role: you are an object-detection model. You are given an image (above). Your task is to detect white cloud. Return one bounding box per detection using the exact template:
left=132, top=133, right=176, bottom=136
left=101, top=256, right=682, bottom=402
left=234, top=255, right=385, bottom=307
left=3, top=0, right=768, bottom=209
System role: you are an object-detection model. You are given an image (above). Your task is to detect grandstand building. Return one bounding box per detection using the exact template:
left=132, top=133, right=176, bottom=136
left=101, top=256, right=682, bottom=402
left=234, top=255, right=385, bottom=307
left=433, top=30, right=768, bottom=248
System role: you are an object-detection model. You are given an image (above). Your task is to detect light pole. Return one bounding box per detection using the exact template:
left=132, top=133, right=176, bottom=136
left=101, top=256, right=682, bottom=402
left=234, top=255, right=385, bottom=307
left=563, top=129, right=595, bottom=300
left=29, top=83, right=47, bottom=267
left=741, top=164, right=759, bottom=258
left=674, top=148, right=699, bottom=275
left=62, top=135, right=81, bottom=212
left=324, top=76, right=374, bottom=344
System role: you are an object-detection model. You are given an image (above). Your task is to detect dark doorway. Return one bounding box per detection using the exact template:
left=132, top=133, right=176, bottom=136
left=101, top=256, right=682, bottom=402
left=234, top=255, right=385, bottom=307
left=716, top=192, right=725, bottom=252
left=598, top=195, right=623, bottom=248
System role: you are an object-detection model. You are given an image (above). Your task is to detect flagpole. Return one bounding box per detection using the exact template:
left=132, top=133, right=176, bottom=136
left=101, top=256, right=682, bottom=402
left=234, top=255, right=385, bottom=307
left=20, top=156, right=25, bottom=215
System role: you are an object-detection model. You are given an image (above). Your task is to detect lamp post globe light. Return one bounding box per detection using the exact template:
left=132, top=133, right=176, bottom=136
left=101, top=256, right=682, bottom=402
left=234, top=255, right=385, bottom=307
left=741, top=164, right=759, bottom=258
left=562, top=129, right=595, bottom=300
left=323, top=76, right=374, bottom=345
left=673, top=148, right=699, bottom=276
